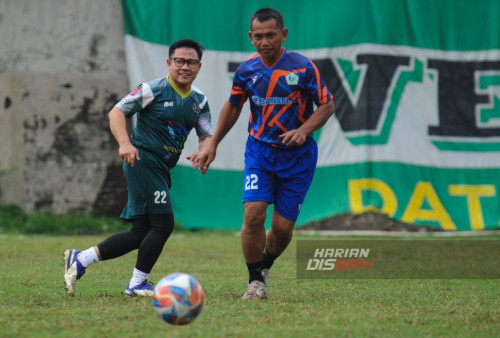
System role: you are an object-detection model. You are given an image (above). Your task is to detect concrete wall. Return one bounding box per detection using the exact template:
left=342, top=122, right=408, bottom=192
left=0, top=0, right=130, bottom=216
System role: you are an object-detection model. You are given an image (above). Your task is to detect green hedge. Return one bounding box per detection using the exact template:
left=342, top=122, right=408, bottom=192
left=0, top=204, right=131, bottom=234
left=0, top=204, right=188, bottom=234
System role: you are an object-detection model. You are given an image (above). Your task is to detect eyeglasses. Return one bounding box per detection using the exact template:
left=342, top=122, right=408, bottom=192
left=170, top=57, right=200, bottom=68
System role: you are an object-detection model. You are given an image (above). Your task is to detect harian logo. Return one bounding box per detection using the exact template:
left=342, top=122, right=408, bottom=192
left=306, top=247, right=375, bottom=271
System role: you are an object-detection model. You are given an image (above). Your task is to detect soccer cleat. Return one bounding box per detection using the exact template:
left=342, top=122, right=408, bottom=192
left=261, top=268, right=270, bottom=284
left=241, top=280, right=268, bottom=300
left=125, top=280, right=154, bottom=297
left=63, top=249, right=86, bottom=296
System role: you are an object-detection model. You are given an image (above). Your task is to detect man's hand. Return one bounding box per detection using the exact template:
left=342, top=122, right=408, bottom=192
left=119, top=143, right=140, bottom=167
left=279, top=100, right=335, bottom=147
left=187, top=146, right=216, bottom=175
left=278, top=128, right=308, bottom=147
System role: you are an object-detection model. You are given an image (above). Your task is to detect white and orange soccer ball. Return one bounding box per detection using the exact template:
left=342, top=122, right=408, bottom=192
left=152, top=272, right=204, bottom=325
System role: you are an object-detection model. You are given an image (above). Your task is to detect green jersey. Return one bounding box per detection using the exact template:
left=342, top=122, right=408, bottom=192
left=116, top=76, right=212, bottom=168
left=115, top=76, right=212, bottom=219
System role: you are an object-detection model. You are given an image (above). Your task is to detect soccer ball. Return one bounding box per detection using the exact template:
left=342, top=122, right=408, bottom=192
left=152, top=272, right=204, bottom=325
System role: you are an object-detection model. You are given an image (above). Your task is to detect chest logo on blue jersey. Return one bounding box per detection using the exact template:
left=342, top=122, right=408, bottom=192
left=164, top=101, right=174, bottom=107
left=285, top=72, right=299, bottom=85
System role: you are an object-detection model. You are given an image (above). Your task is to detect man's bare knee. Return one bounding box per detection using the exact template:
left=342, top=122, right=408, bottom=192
left=244, top=202, right=267, bottom=228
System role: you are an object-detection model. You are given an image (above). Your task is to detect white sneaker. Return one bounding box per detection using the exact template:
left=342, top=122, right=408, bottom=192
left=63, top=249, right=86, bottom=296
left=124, top=281, right=154, bottom=297
left=241, top=280, right=268, bottom=300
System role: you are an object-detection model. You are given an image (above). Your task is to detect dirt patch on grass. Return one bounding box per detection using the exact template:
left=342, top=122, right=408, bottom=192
left=299, top=211, right=441, bottom=232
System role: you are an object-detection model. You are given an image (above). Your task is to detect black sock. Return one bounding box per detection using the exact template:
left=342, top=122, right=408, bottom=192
left=246, top=261, right=264, bottom=283
left=262, top=247, right=279, bottom=270
left=135, top=214, right=174, bottom=273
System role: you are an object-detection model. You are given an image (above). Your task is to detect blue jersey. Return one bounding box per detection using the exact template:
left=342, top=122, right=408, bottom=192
left=229, top=49, right=333, bottom=146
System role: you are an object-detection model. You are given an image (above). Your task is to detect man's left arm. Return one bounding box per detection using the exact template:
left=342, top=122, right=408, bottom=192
left=279, top=100, right=335, bottom=146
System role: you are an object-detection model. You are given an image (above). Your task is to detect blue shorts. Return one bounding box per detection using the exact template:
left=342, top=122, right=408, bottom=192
left=243, top=136, right=318, bottom=222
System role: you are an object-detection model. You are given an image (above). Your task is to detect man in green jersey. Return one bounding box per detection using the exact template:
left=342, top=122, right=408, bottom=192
left=63, top=39, right=213, bottom=297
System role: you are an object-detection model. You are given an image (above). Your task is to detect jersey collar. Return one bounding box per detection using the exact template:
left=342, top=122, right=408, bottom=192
left=167, top=75, right=192, bottom=99
left=260, top=47, right=286, bottom=69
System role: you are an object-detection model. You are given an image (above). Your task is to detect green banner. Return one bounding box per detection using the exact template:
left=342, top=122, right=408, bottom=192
left=122, top=0, right=500, bottom=51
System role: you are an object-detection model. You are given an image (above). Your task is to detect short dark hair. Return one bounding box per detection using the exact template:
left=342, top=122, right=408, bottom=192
left=168, top=39, right=204, bottom=60
left=250, top=8, right=284, bottom=30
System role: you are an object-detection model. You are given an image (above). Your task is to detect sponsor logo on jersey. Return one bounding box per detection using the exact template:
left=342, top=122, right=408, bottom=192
left=250, top=75, right=259, bottom=84
left=192, top=102, right=201, bottom=114
left=164, top=101, right=174, bottom=107
left=166, top=120, right=189, bottom=149
left=285, top=72, right=299, bottom=85
left=163, top=144, right=183, bottom=153
left=130, top=87, right=141, bottom=96
left=251, top=95, right=294, bottom=106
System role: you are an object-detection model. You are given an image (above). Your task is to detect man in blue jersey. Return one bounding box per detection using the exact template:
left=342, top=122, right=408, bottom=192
left=63, top=39, right=213, bottom=297
left=191, top=8, right=335, bottom=299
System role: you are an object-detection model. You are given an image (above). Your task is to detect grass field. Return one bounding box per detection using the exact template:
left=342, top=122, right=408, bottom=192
left=1, top=231, right=499, bottom=337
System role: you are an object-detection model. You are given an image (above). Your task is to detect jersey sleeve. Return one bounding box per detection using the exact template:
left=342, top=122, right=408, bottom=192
left=115, top=82, right=155, bottom=117
left=195, top=98, right=213, bottom=137
left=304, top=59, right=333, bottom=107
left=228, top=67, right=248, bottom=107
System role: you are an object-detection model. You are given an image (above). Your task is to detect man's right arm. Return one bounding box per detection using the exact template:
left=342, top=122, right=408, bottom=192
left=109, top=106, right=140, bottom=167
left=211, top=101, right=243, bottom=147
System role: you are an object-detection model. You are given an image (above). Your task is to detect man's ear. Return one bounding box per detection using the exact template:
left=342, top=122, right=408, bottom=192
left=282, top=28, right=289, bottom=42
